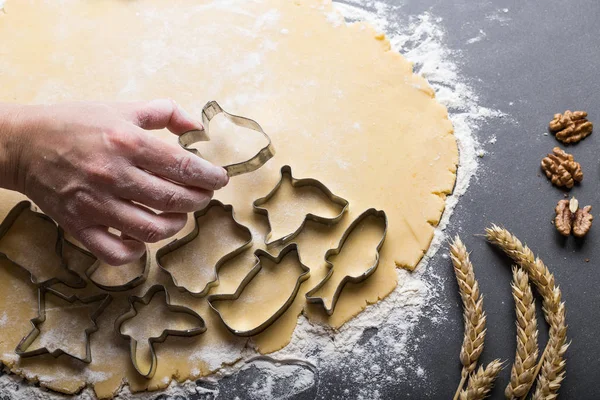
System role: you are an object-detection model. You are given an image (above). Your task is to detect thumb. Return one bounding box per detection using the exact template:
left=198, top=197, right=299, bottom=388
left=123, top=99, right=203, bottom=135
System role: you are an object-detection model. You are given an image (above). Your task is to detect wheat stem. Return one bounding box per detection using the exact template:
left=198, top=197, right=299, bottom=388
left=486, top=225, right=568, bottom=400
left=505, top=266, right=539, bottom=400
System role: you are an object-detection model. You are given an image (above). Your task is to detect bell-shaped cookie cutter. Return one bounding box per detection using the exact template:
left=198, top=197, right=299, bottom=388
left=156, top=200, right=253, bottom=297
left=253, top=165, right=350, bottom=247
left=85, top=246, right=150, bottom=292
left=15, top=287, right=112, bottom=363
left=305, top=208, right=388, bottom=315
left=179, top=100, right=275, bottom=177
left=207, top=243, right=310, bottom=337
left=114, top=285, right=207, bottom=379
left=0, top=201, right=86, bottom=288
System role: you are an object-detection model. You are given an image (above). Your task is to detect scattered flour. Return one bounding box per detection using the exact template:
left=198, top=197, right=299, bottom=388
left=0, top=1, right=504, bottom=399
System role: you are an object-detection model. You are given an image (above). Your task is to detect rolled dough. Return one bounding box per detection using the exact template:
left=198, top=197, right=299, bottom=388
left=0, top=0, right=457, bottom=397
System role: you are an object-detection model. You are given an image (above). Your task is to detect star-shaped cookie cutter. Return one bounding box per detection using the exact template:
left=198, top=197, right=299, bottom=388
left=305, top=208, right=388, bottom=315
left=207, top=243, right=311, bottom=337
left=156, top=200, right=253, bottom=297
left=15, top=287, right=112, bottom=363
left=114, top=285, right=207, bottom=379
left=253, top=165, right=349, bottom=247
left=0, top=201, right=86, bottom=288
left=178, top=101, right=275, bottom=177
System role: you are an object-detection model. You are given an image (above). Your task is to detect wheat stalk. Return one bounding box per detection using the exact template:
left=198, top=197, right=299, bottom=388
left=459, top=359, right=504, bottom=400
left=505, top=266, right=539, bottom=399
left=486, top=225, right=568, bottom=399
left=450, top=236, right=487, bottom=400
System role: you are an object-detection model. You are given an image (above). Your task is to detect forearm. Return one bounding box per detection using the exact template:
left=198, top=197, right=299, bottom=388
left=0, top=103, right=27, bottom=192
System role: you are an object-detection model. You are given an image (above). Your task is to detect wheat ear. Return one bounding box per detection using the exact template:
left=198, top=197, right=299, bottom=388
left=505, top=266, right=539, bottom=399
left=450, top=236, right=487, bottom=400
left=485, top=225, right=568, bottom=400
left=459, top=359, right=504, bottom=400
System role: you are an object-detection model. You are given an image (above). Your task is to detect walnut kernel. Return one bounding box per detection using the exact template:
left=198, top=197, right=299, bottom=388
left=554, top=198, right=593, bottom=237
left=549, top=110, right=593, bottom=144
left=541, top=147, right=583, bottom=189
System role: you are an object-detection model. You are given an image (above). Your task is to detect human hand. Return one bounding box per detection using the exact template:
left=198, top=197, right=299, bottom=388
left=1, top=100, right=228, bottom=265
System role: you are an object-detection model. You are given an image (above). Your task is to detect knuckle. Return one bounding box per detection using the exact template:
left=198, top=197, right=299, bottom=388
left=163, top=189, right=182, bottom=211
left=141, top=221, right=167, bottom=243
left=176, top=155, right=195, bottom=181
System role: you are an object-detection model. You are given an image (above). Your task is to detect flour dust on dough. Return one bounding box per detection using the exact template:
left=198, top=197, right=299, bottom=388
left=0, top=0, right=457, bottom=397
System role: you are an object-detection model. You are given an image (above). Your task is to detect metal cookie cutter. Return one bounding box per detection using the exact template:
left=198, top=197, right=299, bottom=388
left=114, top=285, right=207, bottom=379
left=15, top=287, right=112, bottom=363
left=0, top=201, right=86, bottom=288
left=253, top=165, right=349, bottom=247
left=305, top=208, right=388, bottom=315
left=179, top=101, right=275, bottom=177
left=156, top=200, right=253, bottom=297
left=85, top=246, right=150, bottom=292
left=207, top=243, right=310, bottom=337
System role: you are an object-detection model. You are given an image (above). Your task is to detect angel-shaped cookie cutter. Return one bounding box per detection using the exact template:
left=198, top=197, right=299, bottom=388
left=178, top=101, right=275, bottom=177
left=207, top=243, right=310, bottom=337
left=114, top=285, right=207, bottom=379
left=253, top=165, right=349, bottom=247
left=305, top=208, right=388, bottom=315
left=15, top=287, right=112, bottom=363
left=0, top=201, right=86, bottom=288
left=156, top=200, right=253, bottom=297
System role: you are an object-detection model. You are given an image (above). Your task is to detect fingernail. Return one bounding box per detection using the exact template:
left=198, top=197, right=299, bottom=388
left=177, top=103, right=203, bottom=130
left=220, top=167, right=230, bottom=187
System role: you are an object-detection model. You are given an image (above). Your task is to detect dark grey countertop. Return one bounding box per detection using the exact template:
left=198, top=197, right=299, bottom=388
left=203, top=1, right=600, bottom=399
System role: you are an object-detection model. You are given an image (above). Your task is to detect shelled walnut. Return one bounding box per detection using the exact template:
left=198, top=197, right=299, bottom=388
left=549, top=110, right=593, bottom=144
left=555, top=197, right=593, bottom=237
left=541, top=147, right=583, bottom=189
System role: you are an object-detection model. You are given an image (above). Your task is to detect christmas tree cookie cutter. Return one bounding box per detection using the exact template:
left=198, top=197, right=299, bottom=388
left=156, top=200, right=253, bottom=297
left=253, top=165, right=349, bottom=247
left=207, top=243, right=310, bottom=337
left=15, top=287, right=112, bottom=363
left=0, top=201, right=86, bottom=288
left=178, top=100, right=275, bottom=177
left=305, top=208, right=388, bottom=315
left=114, top=285, right=207, bottom=379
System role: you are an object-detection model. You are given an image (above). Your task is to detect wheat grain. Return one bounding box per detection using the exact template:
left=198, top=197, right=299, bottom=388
left=505, top=266, right=539, bottom=399
left=459, top=359, right=504, bottom=400
left=450, top=236, right=487, bottom=400
left=486, top=225, right=568, bottom=399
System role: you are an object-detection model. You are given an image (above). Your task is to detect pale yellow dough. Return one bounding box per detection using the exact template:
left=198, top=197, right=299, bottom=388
left=0, top=0, right=458, bottom=398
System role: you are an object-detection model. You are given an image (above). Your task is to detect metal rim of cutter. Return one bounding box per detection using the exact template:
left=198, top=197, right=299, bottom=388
left=207, top=243, right=311, bottom=337
left=114, top=284, right=207, bottom=379
left=178, top=100, right=275, bottom=177
left=0, top=201, right=87, bottom=289
left=305, top=208, right=388, bottom=316
left=85, top=245, right=150, bottom=292
left=15, top=287, right=112, bottom=363
left=253, top=165, right=350, bottom=248
left=156, top=200, right=253, bottom=298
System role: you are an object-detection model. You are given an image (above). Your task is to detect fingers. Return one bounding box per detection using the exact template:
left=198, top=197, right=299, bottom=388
left=75, top=226, right=146, bottom=266
left=122, top=99, right=202, bottom=135
left=133, top=133, right=229, bottom=190
left=118, top=168, right=214, bottom=212
left=92, top=199, right=188, bottom=244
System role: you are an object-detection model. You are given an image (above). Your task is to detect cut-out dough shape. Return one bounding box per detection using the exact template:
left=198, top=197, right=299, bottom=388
left=0, top=201, right=88, bottom=288
left=306, top=209, right=387, bottom=315
left=15, top=287, right=112, bottom=363
left=114, top=285, right=207, bottom=379
left=86, top=246, right=150, bottom=292
left=208, top=243, right=311, bottom=337
left=253, top=165, right=349, bottom=247
left=156, top=200, right=253, bottom=297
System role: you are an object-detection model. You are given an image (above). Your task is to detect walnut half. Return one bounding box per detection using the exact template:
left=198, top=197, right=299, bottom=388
left=541, top=147, right=583, bottom=189
left=554, top=198, right=593, bottom=237
left=549, top=110, right=593, bottom=144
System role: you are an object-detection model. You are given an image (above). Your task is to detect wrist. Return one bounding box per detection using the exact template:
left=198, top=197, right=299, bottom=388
left=0, top=103, right=30, bottom=192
